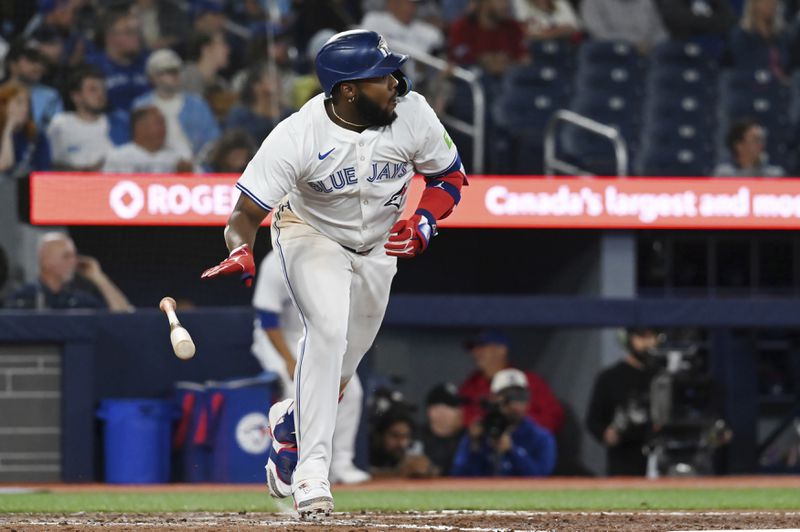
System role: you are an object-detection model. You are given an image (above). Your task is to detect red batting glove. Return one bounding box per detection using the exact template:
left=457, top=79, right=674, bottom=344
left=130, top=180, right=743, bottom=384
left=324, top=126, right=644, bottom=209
left=200, top=244, right=256, bottom=287
left=384, top=213, right=434, bottom=259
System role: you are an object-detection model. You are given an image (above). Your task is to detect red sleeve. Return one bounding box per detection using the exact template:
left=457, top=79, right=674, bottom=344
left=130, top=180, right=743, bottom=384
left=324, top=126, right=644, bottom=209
left=416, top=172, right=466, bottom=221
left=459, top=372, right=488, bottom=427
left=525, top=371, right=565, bottom=433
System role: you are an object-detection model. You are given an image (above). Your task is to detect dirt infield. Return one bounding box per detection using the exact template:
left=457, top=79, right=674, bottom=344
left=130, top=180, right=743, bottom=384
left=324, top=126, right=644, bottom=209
left=3, top=478, right=800, bottom=531
left=3, top=510, right=800, bottom=531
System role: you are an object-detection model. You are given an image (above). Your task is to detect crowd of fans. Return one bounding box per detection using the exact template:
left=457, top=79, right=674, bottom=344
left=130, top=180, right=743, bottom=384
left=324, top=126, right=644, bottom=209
left=1, top=0, right=799, bottom=179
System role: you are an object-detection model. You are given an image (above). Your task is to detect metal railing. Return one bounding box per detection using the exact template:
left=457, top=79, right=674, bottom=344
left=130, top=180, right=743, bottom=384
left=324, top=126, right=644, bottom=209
left=544, top=109, right=629, bottom=177
left=390, top=43, right=486, bottom=174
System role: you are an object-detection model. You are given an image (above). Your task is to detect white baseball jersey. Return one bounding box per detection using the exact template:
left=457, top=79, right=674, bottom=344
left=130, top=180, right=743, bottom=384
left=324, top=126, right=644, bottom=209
left=236, top=91, right=461, bottom=252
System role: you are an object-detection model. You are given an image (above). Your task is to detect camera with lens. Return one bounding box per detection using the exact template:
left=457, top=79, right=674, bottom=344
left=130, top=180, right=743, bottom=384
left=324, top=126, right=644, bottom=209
left=645, top=344, right=729, bottom=477
left=480, top=399, right=511, bottom=444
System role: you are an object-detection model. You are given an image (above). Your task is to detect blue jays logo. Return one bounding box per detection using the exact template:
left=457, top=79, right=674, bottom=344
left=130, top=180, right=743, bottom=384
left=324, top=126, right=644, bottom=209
left=384, top=183, right=408, bottom=209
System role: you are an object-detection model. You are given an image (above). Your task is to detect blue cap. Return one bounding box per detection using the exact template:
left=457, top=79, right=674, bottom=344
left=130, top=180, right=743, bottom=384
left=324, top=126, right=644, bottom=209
left=315, top=30, right=410, bottom=97
left=464, top=330, right=510, bottom=349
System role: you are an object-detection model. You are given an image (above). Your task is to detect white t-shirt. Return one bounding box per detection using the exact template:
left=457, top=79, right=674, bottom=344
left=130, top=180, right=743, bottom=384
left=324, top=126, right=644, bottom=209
left=237, top=92, right=462, bottom=253
left=251, top=251, right=303, bottom=375
left=153, top=93, right=193, bottom=159
left=360, top=12, right=444, bottom=55
left=46, top=112, right=114, bottom=169
left=102, top=143, right=182, bottom=173
left=512, top=0, right=581, bottom=32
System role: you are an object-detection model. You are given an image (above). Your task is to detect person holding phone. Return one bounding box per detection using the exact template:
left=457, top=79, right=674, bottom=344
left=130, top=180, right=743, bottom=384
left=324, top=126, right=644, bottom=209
left=5, top=232, right=132, bottom=312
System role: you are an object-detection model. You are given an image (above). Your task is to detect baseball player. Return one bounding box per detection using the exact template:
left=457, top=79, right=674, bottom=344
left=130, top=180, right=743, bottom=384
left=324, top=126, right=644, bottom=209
left=251, top=250, right=369, bottom=485
left=202, top=29, right=466, bottom=519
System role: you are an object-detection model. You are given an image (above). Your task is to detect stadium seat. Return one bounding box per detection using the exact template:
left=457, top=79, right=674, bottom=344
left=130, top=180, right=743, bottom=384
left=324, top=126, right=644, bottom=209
left=650, top=41, right=717, bottom=70
left=576, top=64, right=644, bottom=102
left=528, top=38, right=577, bottom=71
left=503, top=64, right=572, bottom=98
left=637, top=147, right=711, bottom=176
left=492, top=85, right=569, bottom=173
left=578, top=40, right=643, bottom=70
left=647, top=65, right=717, bottom=102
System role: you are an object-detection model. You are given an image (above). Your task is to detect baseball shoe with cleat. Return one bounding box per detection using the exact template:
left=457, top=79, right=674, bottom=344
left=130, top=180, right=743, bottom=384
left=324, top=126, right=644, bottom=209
left=293, top=478, right=334, bottom=519
left=265, top=398, right=296, bottom=499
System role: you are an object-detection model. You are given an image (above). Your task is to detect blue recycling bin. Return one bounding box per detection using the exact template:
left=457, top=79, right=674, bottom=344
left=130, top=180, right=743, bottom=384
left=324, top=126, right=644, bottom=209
left=204, top=374, right=279, bottom=483
left=97, top=399, right=175, bottom=484
left=172, top=382, right=210, bottom=483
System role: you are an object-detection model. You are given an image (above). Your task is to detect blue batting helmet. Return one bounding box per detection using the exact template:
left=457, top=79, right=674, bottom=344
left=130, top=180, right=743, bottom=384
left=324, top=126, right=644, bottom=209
left=315, top=30, right=412, bottom=98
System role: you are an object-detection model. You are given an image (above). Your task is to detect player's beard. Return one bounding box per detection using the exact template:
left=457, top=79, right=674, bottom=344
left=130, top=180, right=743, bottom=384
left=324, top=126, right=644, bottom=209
left=354, top=93, right=397, bottom=127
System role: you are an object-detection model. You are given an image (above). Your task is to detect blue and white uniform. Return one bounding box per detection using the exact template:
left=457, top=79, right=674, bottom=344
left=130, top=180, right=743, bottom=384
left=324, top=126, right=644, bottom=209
left=237, top=90, right=460, bottom=491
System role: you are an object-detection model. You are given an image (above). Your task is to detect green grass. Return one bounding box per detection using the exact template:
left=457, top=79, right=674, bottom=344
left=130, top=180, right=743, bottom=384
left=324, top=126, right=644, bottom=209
left=1, top=488, right=799, bottom=513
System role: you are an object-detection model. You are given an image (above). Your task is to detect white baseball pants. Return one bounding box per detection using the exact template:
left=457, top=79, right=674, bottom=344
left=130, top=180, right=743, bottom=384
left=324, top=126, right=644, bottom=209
left=271, top=204, right=396, bottom=488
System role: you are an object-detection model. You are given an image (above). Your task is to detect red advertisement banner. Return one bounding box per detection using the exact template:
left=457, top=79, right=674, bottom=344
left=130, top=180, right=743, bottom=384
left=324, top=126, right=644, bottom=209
left=29, top=172, right=800, bottom=229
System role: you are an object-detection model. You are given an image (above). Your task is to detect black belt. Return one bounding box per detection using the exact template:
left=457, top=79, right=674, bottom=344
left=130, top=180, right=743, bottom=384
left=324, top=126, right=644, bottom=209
left=341, top=245, right=373, bottom=256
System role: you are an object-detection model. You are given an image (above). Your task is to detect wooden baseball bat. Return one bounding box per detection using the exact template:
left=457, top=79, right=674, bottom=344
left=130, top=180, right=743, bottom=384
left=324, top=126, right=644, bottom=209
left=159, top=297, right=196, bottom=360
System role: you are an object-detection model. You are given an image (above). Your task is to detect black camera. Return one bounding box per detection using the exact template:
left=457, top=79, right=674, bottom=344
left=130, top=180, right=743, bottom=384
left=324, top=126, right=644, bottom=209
left=479, top=398, right=510, bottom=443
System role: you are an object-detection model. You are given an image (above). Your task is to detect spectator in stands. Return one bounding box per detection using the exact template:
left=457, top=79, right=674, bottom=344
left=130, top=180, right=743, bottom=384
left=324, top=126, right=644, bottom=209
left=512, top=0, right=582, bottom=41
left=656, top=0, right=736, bottom=51
left=580, top=0, right=669, bottom=54
left=85, top=8, right=149, bottom=112
left=586, top=327, right=660, bottom=476
left=132, top=0, right=188, bottom=51
left=28, top=26, right=67, bottom=90
left=181, top=31, right=234, bottom=121
left=47, top=66, right=126, bottom=171
left=459, top=330, right=565, bottom=434
left=729, top=0, right=791, bottom=79
left=369, top=388, right=437, bottom=478
left=419, top=383, right=467, bottom=476
left=181, top=31, right=230, bottom=97
left=0, top=82, right=51, bottom=180
left=449, top=0, right=530, bottom=75
left=133, top=49, right=220, bottom=159
left=361, top=0, right=445, bottom=82
left=224, top=65, right=285, bottom=145
left=5, top=232, right=132, bottom=311
left=102, top=105, right=192, bottom=174
left=291, top=0, right=362, bottom=50
left=4, top=43, right=63, bottom=130
left=25, top=0, right=92, bottom=69
left=191, top=0, right=228, bottom=35
left=289, top=28, right=336, bottom=111
left=713, top=118, right=785, bottom=177
left=205, top=129, right=255, bottom=173
left=452, top=368, right=557, bottom=476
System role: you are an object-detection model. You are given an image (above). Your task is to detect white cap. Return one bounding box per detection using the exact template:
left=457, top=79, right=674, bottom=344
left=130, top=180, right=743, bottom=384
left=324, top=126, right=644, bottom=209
left=146, top=49, right=183, bottom=75
left=490, top=368, right=528, bottom=394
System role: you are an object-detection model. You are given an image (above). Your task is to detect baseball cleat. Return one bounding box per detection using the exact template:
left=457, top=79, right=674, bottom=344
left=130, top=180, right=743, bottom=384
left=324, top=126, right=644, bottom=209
left=293, top=479, right=334, bottom=520
left=265, top=398, right=297, bottom=499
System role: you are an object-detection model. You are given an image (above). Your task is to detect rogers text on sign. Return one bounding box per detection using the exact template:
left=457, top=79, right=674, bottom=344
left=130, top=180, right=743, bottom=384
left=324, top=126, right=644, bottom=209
left=109, top=181, right=240, bottom=219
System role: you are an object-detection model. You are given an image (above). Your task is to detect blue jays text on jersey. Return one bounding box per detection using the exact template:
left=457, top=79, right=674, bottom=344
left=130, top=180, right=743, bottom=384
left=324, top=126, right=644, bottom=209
left=308, top=162, right=411, bottom=193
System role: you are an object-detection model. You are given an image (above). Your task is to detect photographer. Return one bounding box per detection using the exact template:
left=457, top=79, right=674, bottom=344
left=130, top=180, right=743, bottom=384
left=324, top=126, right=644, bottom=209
left=586, top=327, right=659, bottom=476
left=452, top=369, right=556, bottom=477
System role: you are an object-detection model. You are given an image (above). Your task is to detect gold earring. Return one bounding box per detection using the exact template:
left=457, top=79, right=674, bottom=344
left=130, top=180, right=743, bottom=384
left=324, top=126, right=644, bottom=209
left=348, top=97, right=354, bottom=103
